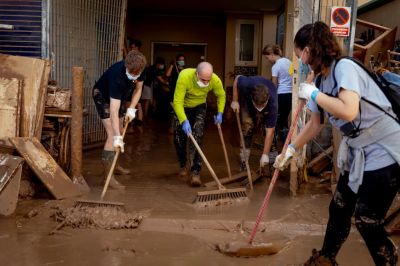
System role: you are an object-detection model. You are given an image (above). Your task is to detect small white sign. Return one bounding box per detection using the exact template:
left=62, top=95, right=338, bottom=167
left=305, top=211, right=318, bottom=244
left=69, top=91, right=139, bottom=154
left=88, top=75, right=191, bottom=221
left=330, top=6, right=351, bottom=37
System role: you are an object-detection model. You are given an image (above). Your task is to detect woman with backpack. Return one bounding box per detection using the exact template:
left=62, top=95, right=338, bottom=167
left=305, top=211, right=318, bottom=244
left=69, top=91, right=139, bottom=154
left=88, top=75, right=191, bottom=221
left=274, top=21, right=400, bottom=265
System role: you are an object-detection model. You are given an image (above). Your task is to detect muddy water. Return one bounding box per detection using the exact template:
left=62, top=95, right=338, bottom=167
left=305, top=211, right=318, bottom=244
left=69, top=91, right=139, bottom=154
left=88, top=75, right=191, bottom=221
left=0, top=120, right=395, bottom=265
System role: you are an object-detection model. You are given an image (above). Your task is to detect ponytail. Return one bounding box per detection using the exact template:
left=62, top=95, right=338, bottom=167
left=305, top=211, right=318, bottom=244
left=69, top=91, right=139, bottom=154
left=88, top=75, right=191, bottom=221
left=262, top=44, right=282, bottom=57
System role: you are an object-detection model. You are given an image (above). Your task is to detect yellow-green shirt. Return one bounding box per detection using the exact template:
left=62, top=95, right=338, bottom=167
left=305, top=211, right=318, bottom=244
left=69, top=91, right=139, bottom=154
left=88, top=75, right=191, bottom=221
left=173, top=68, right=226, bottom=124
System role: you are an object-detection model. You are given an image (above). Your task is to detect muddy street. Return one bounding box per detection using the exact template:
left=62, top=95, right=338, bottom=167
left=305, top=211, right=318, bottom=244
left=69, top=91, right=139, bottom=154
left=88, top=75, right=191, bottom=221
left=0, top=120, right=392, bottom=266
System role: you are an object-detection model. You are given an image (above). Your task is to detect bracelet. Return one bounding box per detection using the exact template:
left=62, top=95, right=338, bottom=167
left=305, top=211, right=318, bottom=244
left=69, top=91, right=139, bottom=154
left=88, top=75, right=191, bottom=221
left=311, top=90, right=319, bottom=102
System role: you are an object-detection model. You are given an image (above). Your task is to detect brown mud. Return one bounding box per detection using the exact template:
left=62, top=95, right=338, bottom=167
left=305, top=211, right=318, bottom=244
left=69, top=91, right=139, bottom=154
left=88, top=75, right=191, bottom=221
left=0, top=120, right=396, bottom=265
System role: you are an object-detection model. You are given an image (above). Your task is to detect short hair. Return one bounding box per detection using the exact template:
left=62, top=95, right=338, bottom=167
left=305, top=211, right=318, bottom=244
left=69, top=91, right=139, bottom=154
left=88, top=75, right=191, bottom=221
left=129, top=39, right=142, bottom=49
left=176, top=53, right=185, bottom=61
left=125, top=50, right=147, bottom=73
left=251, top=84, right=269, bottom=105
left=155, top=57, right=165, bottom=65
left=262, top=44, right=282, bottom=56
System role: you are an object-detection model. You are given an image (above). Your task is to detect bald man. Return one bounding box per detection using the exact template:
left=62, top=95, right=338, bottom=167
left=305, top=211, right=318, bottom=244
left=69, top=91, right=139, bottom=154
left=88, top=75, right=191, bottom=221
left=173, top=62, right=226, bottom=186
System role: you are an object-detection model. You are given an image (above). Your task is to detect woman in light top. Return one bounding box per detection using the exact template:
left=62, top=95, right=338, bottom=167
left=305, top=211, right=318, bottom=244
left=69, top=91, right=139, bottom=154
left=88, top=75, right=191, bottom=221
left=263, top=44, right=293, bottom=143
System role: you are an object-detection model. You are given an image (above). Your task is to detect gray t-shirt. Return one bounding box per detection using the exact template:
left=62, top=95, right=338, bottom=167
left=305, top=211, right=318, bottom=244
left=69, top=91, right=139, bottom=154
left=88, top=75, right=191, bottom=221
left=308, top=58, right=396, bottom=171
left=272, top=57, right=292, bottom=94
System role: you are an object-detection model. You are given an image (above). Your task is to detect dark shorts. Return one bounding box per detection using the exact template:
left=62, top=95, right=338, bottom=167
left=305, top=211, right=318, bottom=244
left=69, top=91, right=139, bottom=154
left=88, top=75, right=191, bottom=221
left=92, top=87, right=126, bottom=119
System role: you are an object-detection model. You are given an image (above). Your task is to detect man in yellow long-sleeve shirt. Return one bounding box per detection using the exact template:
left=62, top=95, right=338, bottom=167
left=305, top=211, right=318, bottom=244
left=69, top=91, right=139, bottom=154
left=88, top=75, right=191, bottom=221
left=173, top=62, right=226, bottom=186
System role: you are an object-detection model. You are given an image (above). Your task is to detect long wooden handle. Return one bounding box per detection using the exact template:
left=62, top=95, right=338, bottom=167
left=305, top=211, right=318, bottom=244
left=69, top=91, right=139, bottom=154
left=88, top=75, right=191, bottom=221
left=101, top=121, right=130, bottom=200
left=217, top=123, right=232, bottom=179
left=188, top=133, right=224, bottom=189
left=235, top=111, right=253, bottom=191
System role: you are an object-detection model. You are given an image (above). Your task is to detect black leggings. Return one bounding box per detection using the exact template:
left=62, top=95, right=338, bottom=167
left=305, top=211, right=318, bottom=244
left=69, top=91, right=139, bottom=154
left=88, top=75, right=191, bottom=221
left=277, top=93, right=292, bottom=141
left=321, top=163, right=400, bottom=265
left=173, top=104, right=206, bottom=174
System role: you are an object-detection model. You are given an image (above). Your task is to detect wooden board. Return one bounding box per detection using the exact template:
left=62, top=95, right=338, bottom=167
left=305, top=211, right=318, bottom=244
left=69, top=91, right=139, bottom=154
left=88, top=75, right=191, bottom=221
left=0, top=154, right=24, bottom=216
left=9, top=137, right=82, bottom=199
left=0, top=54, right=50, bottom=139
left=204, top=171, right=248, bottom=187
left=0, top=78, right=21, bottom=147
left=0, top=154, right=24, bottom=193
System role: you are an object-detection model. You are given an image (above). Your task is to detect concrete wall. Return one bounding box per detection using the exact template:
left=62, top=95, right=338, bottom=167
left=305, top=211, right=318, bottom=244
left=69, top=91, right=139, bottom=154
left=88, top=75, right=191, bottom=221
left=126, top=14, right=226, bottom=79
left=358, top=1, right=400, bottom=39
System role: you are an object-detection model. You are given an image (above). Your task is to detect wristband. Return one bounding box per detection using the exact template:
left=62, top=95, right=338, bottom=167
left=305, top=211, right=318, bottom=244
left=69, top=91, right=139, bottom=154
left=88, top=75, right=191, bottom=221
left=311, top=90, right=319, bottom=102
left=288, top=143, right=297, bottom=151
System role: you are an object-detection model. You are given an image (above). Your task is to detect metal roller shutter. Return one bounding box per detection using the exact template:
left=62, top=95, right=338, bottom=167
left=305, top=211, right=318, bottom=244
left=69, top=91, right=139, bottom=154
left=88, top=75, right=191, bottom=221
left=0, top=0, right=43, bottom=57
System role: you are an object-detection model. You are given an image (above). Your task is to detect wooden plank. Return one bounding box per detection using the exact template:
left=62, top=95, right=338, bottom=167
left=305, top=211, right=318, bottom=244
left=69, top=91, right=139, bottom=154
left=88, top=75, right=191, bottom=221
left=0, top=78, right=21, bottom=146
left=0, top=54, right=49, bottom=139
left=307, top=146, right=333, bottom=170
left=0, top=154, right=24, bottom=216
left=204, top=171, right=248, bottom=188
left=0, top=153, right=24, bottom=193
left=9, top=137, right=82, bottom=199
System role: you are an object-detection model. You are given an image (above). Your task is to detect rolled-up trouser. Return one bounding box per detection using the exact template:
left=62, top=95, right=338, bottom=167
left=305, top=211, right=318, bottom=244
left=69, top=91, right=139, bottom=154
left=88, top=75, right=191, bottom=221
left=321, top=163, right=400, bottom=265
left=173, top=104, right=206, bottom=174
left=92, top=87, right=126, bottom=119
left=241, top=106, right=254, bottom=149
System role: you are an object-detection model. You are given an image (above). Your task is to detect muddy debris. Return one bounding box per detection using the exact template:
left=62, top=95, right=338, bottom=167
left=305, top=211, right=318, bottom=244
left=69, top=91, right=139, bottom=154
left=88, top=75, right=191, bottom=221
left=24, top=208, right=39, bottom=218
left=51, top=206, right=143, bottom=230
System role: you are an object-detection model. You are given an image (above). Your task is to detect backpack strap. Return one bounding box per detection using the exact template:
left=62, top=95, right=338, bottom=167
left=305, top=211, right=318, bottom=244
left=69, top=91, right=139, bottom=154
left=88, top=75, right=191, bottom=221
left=315, top=74, right=325, bottom=124
left=338, top=56, right=399, bottom=123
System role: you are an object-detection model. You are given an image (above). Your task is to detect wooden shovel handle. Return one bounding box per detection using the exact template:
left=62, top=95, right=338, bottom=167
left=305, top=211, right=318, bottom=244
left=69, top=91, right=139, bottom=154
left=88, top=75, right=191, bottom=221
left=101, top=121, right=130, bottom=200
left=188, top=133, right=224, bottom=189
left=235, top=111, right=253, bottom=191
left=217, top=123, right=232, bottom=179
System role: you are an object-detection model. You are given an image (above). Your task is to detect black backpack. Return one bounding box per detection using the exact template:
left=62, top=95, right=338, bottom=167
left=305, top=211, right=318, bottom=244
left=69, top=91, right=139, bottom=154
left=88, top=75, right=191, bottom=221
left=316, top=56, right=400, bottom=124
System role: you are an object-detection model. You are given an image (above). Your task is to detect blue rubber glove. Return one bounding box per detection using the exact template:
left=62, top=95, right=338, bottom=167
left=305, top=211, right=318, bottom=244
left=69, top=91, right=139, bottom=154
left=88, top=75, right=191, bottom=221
left=182, top=120, right=192, bottom=135
left=214, top=112, right=223, bottom=124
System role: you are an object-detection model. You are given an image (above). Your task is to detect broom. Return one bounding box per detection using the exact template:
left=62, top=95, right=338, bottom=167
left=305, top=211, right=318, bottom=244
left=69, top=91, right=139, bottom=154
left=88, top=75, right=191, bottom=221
left=75, top=121, right=130, bottom=209
left=217, top=100, right=306, bottom=256
left=188, top=133, right=248, bottom=205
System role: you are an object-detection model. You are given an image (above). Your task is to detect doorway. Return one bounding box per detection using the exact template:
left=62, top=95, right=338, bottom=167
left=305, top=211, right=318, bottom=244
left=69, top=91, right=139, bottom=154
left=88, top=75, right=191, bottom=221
left=151, top=42, right=208, bottom=67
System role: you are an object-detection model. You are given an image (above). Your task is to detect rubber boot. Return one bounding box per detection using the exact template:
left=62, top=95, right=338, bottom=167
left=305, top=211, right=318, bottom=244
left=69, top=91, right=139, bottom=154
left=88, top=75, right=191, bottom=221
left=303, top=249, right=338, bottom=266
left=239, top=148, right=250, bottom=172
left=101, top=150, right=126, bottom=190
left=114, top=164, right=131, bottom=175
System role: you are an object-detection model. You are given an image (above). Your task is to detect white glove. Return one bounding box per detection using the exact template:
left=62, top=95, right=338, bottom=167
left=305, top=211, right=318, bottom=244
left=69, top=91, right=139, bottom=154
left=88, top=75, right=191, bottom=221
left=240, top=148, right=250, bottom=162
left=113, top=135, right=125, bottom=153
left=260, top=154, right=269, bottom=167
left=230, top=101, right=240, bottom=112
left=299, top=83, right=319, bottom=101
left=273, top=144, right=296, bottom=170
left=125, top=107, right=137, bottom=123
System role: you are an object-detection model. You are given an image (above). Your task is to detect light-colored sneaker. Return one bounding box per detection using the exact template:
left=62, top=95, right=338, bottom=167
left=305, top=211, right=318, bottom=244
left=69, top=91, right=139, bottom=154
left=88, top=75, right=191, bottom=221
left=190, top=173, right=201, bottom=187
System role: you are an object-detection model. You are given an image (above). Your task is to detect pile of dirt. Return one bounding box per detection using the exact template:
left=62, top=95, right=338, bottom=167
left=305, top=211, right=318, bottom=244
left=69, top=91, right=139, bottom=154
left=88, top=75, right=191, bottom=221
left=51, top=206, right=143, bottom=229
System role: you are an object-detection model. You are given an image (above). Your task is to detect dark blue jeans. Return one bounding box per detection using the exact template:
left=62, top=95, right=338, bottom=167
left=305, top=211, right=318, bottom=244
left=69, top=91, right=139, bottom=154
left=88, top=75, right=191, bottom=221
left=321, top=163, right=400, bottom=265
left=173, top=104, right=206, bottom=174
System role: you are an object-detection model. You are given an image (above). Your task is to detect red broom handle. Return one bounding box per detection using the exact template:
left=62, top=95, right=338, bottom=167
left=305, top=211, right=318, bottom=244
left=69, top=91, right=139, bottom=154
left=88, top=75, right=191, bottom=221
left=248, top=100, right=305, bottom=244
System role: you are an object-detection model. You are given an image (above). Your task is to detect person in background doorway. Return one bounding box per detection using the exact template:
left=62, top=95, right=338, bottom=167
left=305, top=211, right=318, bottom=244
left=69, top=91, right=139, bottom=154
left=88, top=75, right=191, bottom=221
left=173, top=62, right=226, bottom=186
left=128, top=39, right=144, bottom=131
left=129, top=39, right=142, bottom=52
left=145, top=57, right=169, bottom=118
left=230, top=75, right=278, bottom=171
left=166, top=53, right=186, bottom=133
left=274, top=21, right=400, bottom=265
left=92, top=50, right=147, bottom=189
left=263, top=44, right=292, bottom=144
